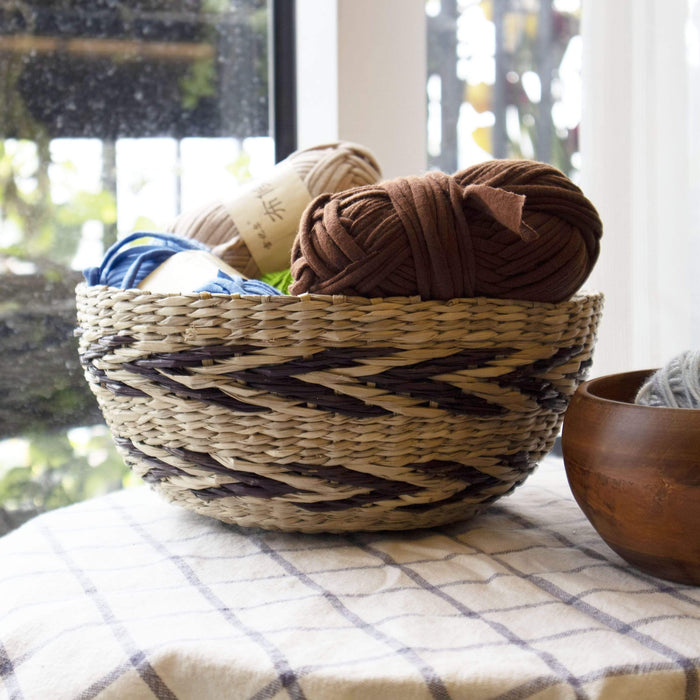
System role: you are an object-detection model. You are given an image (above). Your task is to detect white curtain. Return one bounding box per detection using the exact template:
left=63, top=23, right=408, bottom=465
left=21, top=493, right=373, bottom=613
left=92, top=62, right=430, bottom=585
left=581, top=0, right=696, bottom=377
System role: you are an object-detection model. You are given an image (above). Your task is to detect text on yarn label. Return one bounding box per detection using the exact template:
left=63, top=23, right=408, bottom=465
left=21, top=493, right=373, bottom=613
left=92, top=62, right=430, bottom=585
left=227, top=162, right=312, bottom=273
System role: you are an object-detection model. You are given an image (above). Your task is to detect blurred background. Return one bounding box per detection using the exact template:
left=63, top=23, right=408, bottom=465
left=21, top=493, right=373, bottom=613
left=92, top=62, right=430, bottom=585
left=0, top=0, right=694, bottom=532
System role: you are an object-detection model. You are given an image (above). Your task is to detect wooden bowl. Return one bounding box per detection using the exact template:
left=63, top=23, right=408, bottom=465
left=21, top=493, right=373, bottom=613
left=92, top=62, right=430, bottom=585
left=561, top=369, right=700, bottom=585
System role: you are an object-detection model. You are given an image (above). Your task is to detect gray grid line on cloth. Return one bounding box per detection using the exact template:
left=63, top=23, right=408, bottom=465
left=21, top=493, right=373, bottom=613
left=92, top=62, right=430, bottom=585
left=243, top=654, right=401, bottom=700
left=577, top=658, right=700, bottom=686
left=4, top=571, right=350, bottom=637
left=0, top=545, right=611, bottom=592
left=110, top=501, right=310, bottom=700
left=3, top=603, right=286, bottom=680
left=244, top=644, right=441, bottom=700
left=501, top=507, right=700, bottom=644
left=560, top=584, right=697, bottom=606
left=11, top=602, right=624, bottom=686
left=449, top=508, right=700, bottom=700
left=493, top=658, right=700, bottom=700
left=348, top=534, right=591, bottom=700
left=242, top=624, right=555, bottom=700
left=85, top=539, right=528, bottom=699
left=0, top=552, right=270, bottom=584
left=247, top=673, right=315, bottom=700
left=0, top=640, right=22, bottom=700
left=82, top=629, right=326, bottom=700
left=252, top=533, right=454, bottom=700
left=531, top=483, right=700, bottom=609
left=631, top=614, right=700, bottom=628
left=23, top=511, right=179, bottom=534
left=36, top=522, right=178, bottom=700
left=2, top=619, right=108, bottom=681
left=489, top=674, right=565, bottom=700
left=5, top=456, right=697, bottom=700
left=76, top=660, right=136, bottom=700
left=243, top=627, right=625, bottom=700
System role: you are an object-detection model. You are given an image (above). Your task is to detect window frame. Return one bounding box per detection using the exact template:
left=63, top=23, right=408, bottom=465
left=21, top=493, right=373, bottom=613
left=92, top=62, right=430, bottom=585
left=271, top=0, right=297, bottom=161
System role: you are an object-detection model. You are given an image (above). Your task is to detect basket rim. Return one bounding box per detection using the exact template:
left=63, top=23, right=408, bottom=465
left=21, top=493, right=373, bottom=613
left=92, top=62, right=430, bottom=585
left=75, top=282, right=603, bottom=310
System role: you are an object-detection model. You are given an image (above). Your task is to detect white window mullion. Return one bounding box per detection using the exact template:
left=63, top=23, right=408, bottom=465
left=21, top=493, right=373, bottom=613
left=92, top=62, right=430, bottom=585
left=295, top=0, right=427, bottom=179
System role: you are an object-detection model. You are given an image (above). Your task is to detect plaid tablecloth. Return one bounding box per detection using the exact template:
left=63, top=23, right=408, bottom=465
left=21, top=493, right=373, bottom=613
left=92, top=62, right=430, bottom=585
left=1, top=453, right=699, bottom=700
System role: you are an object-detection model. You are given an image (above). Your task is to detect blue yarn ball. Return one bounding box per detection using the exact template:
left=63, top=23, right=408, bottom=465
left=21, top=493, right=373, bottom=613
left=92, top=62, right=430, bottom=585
left=83, top=232, right=208, bottom=289
left=195, top=270, right=282, bottom=295
left=83, top=232, right=283, bottom=295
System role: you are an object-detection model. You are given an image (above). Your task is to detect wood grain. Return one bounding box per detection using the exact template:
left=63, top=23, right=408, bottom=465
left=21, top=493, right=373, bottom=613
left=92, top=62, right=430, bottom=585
left=562, top=369, right=700, bottom=585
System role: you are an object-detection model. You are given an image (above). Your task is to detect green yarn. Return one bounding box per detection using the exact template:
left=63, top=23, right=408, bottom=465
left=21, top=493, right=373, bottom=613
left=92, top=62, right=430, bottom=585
left=260, top=269, right=293, bottom=295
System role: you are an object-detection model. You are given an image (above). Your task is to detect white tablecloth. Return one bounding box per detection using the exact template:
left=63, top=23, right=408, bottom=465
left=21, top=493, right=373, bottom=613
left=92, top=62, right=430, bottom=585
left=1, top=454, right=699, bottom=700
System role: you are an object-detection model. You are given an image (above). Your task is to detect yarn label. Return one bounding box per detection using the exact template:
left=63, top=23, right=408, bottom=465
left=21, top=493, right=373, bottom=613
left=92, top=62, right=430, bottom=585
left=226, top=163, right=312, bottom=273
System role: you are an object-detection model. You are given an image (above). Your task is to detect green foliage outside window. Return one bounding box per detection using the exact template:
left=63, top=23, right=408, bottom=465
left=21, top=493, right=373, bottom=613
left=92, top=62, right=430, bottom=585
left=0, top=137, right=126, bottom=535
left=0, top=0, right=269, bottom=535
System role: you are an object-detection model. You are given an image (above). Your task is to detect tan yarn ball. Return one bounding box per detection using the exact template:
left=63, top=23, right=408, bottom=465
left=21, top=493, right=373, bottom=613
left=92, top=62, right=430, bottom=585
left=289, top=159, right=602, bottom=303
left=168, top=142, right=382, bottom=278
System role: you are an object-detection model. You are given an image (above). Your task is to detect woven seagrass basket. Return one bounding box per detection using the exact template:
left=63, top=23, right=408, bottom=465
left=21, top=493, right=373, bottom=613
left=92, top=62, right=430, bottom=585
left=75, top=284, right=603, bottom=532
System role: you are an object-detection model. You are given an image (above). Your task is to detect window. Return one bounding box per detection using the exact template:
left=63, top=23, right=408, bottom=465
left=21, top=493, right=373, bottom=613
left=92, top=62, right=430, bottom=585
left=426, top=0, right=581, bottom=179
left=11, top=0, right=689, bottom=533
left=0, top=0, right=294, bottom=533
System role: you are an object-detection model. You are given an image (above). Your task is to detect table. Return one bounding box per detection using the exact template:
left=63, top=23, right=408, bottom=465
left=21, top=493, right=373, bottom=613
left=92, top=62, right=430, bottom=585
left=1, top=454, right=699, bottom=700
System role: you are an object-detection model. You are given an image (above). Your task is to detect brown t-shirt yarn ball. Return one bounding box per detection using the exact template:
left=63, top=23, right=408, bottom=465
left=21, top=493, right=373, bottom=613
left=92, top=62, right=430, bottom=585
left=289, top=159, right=602, bottom=302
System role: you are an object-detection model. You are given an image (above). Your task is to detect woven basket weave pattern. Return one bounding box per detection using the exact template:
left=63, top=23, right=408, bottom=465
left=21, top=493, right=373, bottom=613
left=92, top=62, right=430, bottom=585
left=76, top=285, right=603, bottom=532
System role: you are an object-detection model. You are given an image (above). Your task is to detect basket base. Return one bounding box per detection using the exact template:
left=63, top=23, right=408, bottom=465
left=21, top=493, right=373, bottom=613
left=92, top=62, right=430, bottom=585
left=150, top=478, right=500, bottom=533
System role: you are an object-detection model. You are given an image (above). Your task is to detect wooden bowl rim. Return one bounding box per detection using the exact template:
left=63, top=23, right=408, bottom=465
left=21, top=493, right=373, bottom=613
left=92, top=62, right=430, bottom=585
left=566, top=368, right=700, bottom=453
left=577, top=368, right=697, bottom=413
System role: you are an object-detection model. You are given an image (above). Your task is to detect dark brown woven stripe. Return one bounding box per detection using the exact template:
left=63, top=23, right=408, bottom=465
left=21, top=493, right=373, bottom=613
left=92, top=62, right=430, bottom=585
left=79, top=339, right=268, bottom=411
left=395, top=481, right=510, bottom=514
left=82, top=340, right=590, bottom=418
left=296, top=491, right=407, bottom=512
left=409, top=459, right=505, bottom=487
left=130, top=344, right=271, bottom=367
left=361, top=348, right=515, bottom=416
left=283, top=462, right=424, bottom=497
left=114, top=436, right=191, bottom=481
left=396, top=451, right=536, bottom=513
left=121, top=362, right=271, bottom=413
left=77, top=334, right=136, bottom=363
left=117, top=436, right=531, bottom=514
left=499, top=449, right=536, bottom=472
left=84, top=365, right=150, bottom=398
left=396, top=487, right=504, bottom=514
left=116, top=438, right=306, bottom=499
left=571, top=357, right=593, bottom=382
left=161, top=346, right=394, bottom=418
left=123, top=439, right=428, bottom=509
left=222, top=374, right=389, bottom=417
left=225, top=347, right=391, bottom=377
left=495, top=345, right=586, bottom=411
left=259, top=456, right=521, bottom=513
left=192, top=482, right=300, bottom=501
left=120, top=346, right=393, bottom=418
left=147, top=345, right=514, bottom=417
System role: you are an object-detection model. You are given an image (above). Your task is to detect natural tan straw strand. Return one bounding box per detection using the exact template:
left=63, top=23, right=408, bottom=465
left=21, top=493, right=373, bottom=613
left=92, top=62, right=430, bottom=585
left=76, top=285, right=603, bottom=533
left=168, top=141, right=382, bottom=278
